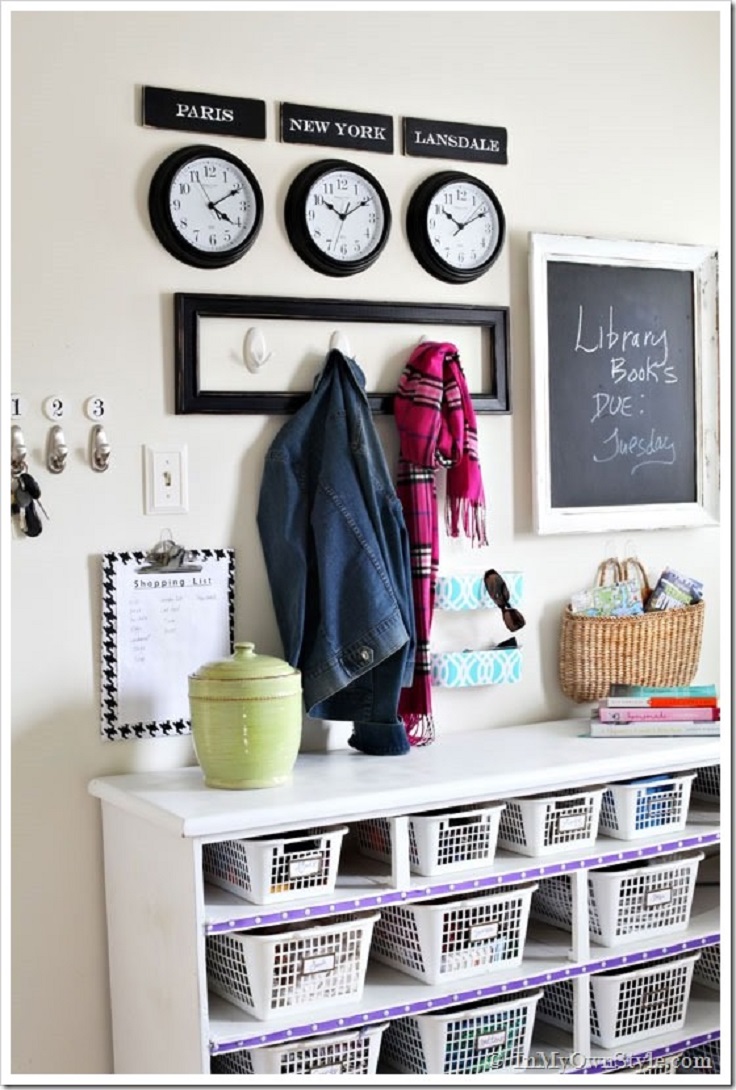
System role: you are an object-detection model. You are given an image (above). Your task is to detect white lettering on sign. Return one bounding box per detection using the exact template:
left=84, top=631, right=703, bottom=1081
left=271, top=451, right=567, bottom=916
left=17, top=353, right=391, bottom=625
left=288, top=117, right=387, bottom=141
left=413, top=129, right=500, bottom=152
left=176, top=103, right=234, bottom=123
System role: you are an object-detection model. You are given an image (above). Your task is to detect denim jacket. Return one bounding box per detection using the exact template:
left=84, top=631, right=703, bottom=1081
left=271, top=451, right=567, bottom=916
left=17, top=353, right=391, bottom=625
left=257, top=349, right=415, bottom=755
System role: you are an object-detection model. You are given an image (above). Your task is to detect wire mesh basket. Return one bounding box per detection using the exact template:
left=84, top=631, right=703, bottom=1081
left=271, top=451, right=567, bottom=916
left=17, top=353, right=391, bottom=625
left=369, top=883, right=537, bottom=984
left=355, top=803, right=505, bottom=876
left=530, top=850, right=703, bottom=947
left=598, top=772, right=695, bottom=840
left=206, top=911, right=379, bottom=1020
left=677, top=1040, right=721, bottom=1076
left=210, top=1023, right=388, bottom=1076
left=692, top=942, right=719, bottom=991
left=496, top=786, right=605, bottom=857
left=536, top=951, right=700, bottom=1049
left=691, top=764, right=720, bottom=803
left=380, top=989, right=543, bottom=1075
left=202, top=825, right=348, bottom=905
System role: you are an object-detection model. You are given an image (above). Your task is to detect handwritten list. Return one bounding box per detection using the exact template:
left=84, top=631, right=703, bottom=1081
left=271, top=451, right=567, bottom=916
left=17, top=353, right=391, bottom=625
left=100, top=550, right=234, bottom=740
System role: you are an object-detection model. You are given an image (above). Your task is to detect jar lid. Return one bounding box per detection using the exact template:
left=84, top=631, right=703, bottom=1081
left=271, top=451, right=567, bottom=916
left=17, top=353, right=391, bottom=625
left=190, top=642, right=299, bottom=682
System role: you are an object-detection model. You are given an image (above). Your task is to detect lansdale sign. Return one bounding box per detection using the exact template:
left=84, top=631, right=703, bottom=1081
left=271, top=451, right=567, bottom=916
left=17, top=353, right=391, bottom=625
left=404, top=116, right=508, bottom=164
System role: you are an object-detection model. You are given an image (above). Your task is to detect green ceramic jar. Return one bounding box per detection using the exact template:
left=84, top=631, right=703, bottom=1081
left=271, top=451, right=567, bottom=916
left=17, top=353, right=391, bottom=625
left=189, top=642, right=302, bottom=789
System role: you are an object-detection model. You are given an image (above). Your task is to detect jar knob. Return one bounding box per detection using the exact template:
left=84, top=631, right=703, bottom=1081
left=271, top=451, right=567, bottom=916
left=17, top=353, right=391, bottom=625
left=234, top=642, right=256, bottom=657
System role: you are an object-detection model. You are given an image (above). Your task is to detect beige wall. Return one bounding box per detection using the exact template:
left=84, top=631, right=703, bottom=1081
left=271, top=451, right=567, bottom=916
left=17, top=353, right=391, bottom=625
left=9, top=8, right=724, bottom=1076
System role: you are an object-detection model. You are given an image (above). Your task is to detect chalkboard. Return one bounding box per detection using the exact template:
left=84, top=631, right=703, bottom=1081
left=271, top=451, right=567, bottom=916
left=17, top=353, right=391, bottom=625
left=547, top=261, right=696, bottom=508
left=530, top=234, right=719, bottom=534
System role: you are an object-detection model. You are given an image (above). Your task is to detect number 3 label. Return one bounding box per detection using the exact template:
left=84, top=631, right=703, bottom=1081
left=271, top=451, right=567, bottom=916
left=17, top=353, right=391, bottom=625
left=84, top=396, right=107, bottom=420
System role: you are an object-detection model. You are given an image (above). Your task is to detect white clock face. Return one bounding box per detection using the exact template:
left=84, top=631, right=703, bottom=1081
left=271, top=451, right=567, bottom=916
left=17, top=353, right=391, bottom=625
left=427, top=180, right=500, bottom=271
left=169, top=155, right=258, bottom=253
left=305, top=168, right=386, bottom=262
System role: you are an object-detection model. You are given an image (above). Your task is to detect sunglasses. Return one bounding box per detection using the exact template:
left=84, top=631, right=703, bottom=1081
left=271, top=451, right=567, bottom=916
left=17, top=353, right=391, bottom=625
left=483, top=569, right=526, bottom=633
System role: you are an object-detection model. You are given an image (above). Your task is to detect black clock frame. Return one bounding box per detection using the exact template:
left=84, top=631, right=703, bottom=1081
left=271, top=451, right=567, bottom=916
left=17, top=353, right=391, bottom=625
left=284, top=159, right=392, bottom=277
left=148, top=144, right=264, bottom=269
left=406, top=170, right=506, bottom=284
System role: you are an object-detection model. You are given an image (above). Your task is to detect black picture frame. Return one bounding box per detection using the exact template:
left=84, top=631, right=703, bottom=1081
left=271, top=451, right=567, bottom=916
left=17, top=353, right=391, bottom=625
left=174, top=294, right=511, bottom=414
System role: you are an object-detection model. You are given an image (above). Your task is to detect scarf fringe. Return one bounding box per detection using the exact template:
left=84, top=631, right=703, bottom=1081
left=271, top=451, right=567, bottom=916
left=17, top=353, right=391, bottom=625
left=446, top=496, right=488, bottom=547
left=403, top=713, right=436, bottom=747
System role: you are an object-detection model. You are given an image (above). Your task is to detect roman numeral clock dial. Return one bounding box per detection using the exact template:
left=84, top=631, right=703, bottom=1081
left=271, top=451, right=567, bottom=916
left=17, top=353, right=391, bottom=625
left=148, top=145, right=263, bottom=268
left=407, top=171, right=505, bottom=284
left=284, top=159, right=392, bottom=277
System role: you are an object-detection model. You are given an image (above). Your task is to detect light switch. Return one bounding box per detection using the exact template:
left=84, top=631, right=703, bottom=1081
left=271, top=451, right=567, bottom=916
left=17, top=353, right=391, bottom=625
left=144, top=444, right=189, bottom=514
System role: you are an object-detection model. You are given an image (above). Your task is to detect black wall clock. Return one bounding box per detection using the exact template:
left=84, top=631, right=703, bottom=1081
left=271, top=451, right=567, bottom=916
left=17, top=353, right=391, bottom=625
left=148, top=145, right=263, bottom=269
left=406, top=171, right=505, bottom=284
left=284, top=159, right=391, bottom=277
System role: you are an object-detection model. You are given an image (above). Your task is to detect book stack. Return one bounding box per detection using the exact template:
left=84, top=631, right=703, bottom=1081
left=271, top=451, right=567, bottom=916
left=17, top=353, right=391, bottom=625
left=589, top=684, right=720, bottom=737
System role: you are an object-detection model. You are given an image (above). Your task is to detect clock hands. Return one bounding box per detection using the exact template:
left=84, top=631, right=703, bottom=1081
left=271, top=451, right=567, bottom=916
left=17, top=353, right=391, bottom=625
left=440, top=207, right=463, bottom=229
left=322, top=196, right=369, bottom=221
left=198, top=181, right=241, bottom=226
left=453, top=207, right=488, bottom=236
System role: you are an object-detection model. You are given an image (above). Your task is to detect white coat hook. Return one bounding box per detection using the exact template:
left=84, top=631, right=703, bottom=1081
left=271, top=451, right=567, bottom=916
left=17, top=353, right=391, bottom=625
left=46, top=424, right=68, bottom=474
left=90, top=424, right=111, bottom=473
left=244, top=327, right=273, bottom=373
left=11, top=424, right=27, bottom=473
left=329, top=330, right=352, bottom=357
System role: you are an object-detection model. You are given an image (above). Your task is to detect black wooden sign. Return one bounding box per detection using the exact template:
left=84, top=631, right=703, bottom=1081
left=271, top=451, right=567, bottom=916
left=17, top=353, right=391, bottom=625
left=546, top=261, right=697, bottom=509
left=142, top=86, right=266, bottom=140
left=280, top=102, right=394, bottom=154
left=404, top=116, right=507, bottom=164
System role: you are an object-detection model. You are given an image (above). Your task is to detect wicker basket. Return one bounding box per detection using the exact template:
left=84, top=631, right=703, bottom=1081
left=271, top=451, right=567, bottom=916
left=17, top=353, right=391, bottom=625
left=559, top=559, right=704, bottom=703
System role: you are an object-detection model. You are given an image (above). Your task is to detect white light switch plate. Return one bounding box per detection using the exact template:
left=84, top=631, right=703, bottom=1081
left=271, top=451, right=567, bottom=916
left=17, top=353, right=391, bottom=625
left=144, top=444, right=189, bottom=514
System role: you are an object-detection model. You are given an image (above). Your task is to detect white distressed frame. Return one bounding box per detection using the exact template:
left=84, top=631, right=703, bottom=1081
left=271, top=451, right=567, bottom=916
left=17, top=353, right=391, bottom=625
left=529, top=233, right=719, bottom=534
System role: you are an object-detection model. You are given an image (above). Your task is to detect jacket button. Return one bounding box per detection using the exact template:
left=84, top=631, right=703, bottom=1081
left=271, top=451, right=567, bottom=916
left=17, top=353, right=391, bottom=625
left=359, top=647, right=372, bottom=663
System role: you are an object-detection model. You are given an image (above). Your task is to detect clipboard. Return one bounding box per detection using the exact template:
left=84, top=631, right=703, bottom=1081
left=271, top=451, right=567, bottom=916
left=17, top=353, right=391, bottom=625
left=100, top=537, right=235, bottom=740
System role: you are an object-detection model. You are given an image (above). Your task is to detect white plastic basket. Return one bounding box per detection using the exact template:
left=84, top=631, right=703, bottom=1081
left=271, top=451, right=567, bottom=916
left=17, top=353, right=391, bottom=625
left=530, top=850, right=703, bottom=947
left=496, top=786, right=605, bottom=857
left=380, top=989, right=543, bottom=1075
left=598, top=772, right=696, bottom=840
left=206, top=911, right=379, bottom=1020
left=536, top=952, right=700, bottom=1049
left=691, top=764, right=720, bottom=803
left=210, top=1023, right=388, bottom=1076
left=202, top=825, right=348, bottom=905
left=356, top=803, right=505, bottom=876
left=370, top=883, right=537, bottom=984
left=693, top=942, right=719, bottom=991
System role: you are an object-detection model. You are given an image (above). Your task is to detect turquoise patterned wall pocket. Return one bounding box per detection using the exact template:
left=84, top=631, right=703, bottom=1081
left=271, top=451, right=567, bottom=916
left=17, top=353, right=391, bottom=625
left=431, top=647, right=522, bottom=687
left=435, top=571, right=523, bottom=611
left=431, top=572, right=524, bottom=689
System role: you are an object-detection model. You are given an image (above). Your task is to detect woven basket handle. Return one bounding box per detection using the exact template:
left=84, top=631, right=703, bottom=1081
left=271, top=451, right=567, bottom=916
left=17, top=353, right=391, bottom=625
left=622, top=556, right=651, bottom=602
left=595, top=558, right=623, bottom=587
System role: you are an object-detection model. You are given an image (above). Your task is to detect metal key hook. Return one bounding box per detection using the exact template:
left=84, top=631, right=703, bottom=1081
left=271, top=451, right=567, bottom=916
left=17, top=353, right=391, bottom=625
left=11, top=424, right=27, bottom=474
left=46, top=425, right=68, bottom=474
left=90, top=424, right=111, bottom=473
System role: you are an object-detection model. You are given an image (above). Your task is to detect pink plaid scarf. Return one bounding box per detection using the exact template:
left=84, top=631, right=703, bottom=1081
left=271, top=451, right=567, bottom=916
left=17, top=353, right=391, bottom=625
left=395, top=341, right=488, bottom=746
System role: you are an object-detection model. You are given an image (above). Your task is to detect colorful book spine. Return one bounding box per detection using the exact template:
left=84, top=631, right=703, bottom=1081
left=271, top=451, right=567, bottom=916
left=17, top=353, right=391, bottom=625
left=597, top=705, right=720, bottom=723
left=589, top=719, right=720, bottom=738
left=606, top=683, right=718, bottom=698
left=600, top=695, right=719, bottom=708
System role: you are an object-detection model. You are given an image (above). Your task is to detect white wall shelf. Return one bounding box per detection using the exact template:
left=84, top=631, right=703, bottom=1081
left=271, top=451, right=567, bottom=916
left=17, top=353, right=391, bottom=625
left=88, top=720, right=720, bottom=1077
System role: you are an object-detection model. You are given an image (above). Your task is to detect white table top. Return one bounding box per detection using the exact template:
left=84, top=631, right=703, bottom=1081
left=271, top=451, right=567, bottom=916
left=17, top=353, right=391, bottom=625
left=88, top=719, right=720, bottom=839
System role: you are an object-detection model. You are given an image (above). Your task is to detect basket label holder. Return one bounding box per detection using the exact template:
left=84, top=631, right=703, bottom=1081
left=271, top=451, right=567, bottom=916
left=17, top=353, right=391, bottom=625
left=301, top=953, right=336, bottom=976
left=476, top=1029, right=507, bottom=1051
left=469, top=921, right=500, bottom=943
left=645, top=886, right=673, bottom=908
left=288, top=854, right=324, bottom=879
